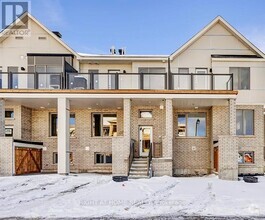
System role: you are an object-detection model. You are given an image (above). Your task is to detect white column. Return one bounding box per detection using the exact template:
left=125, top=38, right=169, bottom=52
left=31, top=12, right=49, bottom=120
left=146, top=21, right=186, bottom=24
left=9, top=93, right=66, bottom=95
left=164, top=99, right=173, bottom=158
left=0, top=99, right=5, bottom=137
left=57, top=97, right=70, bottom=175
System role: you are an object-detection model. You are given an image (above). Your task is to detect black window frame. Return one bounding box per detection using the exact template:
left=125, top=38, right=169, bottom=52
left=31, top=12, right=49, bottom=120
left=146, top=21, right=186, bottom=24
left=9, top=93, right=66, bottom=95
left=95, top=153, right=112, bottom=164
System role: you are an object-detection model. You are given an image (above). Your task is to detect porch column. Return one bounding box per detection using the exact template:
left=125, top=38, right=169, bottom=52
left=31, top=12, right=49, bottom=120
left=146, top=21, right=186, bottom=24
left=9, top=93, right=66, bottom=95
left=229, top=98, right=236, bottom=135
left=57, top=97, right=70, bottom=175
left=0, top=99, right=5, bottom=137
left=123, top=98, right=131, bottom=145
left=164, top=99, right=173, bottom=158
left=218, top=98, right=238, bottom=180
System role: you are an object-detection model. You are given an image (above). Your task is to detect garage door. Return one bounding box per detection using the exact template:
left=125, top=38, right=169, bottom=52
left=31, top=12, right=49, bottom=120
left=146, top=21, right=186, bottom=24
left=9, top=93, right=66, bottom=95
left=15, top=147, right=42, bottom=175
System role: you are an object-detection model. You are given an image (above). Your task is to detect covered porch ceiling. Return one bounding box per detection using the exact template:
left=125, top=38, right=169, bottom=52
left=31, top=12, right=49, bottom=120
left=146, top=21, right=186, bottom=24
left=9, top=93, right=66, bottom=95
left=4, top=97, right=229, bottom=110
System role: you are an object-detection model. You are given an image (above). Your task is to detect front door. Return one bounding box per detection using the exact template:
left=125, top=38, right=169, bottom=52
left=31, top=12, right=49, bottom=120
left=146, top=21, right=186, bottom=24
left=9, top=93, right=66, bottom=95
left=139, top=126, right=153, bottom=157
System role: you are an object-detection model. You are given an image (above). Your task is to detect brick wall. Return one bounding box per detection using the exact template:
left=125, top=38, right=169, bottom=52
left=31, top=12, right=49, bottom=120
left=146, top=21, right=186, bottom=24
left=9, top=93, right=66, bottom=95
left=0, top=137, right=13, bottom=176
left=173, top=109, right=211, bottom=176
left=0, top=100, right=4, bottom=137
left=131, top=105, right=165, bottom=157
left=152, top=158, right=172, bottom=176
left=21, top=106, right=32, bottom=141
left=32, top=108, right=123, bottom=173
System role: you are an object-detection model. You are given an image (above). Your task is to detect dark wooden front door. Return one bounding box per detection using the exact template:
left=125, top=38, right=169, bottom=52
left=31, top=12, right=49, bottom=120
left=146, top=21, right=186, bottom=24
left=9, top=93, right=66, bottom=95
left=214, top=147, right=219, bottom=172
left=15, top=148, right=42, bottom=175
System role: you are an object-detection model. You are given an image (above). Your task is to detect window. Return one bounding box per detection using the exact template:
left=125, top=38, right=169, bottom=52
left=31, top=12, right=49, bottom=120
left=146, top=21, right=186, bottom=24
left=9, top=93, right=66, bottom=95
left=53, top=152, right=73, bottom=164
left=230, top=67, right=250, bottom=90
left=50, top=113, right=76, bottom=137
left=95, top=153, right=112, bottom=164
left=238, top=151, right=254, bottom=164
left=139, top=110, right=153, bottom=118
left=5, top=110, right=14, bottom=118
left=236, top=110, right=254, bottom=135
left=177, top=113, right=206, bottom=137
left=5, top=128, right=13, bottom=137
left=92, top=113, right=117, bottom=137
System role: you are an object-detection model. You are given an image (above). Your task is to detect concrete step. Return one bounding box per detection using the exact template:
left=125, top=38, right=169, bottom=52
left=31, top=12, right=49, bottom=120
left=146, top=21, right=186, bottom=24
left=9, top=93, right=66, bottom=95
left=128, top=175, right=149, bottom=179
left=131, top=164, right=148, bottom=168
left=130, top=167, right=148, bottom=172
left=129, top=171, right=148, bottom=176
left=132, top=160, right=148, bottom=164
left=133, top=158, right=148, bottom=161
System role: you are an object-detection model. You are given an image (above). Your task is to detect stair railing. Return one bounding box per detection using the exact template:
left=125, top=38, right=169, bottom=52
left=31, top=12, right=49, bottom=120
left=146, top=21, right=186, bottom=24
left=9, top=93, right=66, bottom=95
left=128, top=139, right=135, bottom=176
left=147, top=144, right=153, bottom=177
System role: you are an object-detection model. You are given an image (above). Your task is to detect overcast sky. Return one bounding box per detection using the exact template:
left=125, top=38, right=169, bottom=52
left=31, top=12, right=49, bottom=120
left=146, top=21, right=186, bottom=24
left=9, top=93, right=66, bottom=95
left=28, top=0, right=265, bottom=55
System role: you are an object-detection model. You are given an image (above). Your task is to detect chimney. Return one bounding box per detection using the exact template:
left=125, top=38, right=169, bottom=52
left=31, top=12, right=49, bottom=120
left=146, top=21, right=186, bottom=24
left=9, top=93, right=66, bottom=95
left=52, top=31, right=62, bottom=38
left=118, top=48, right=126, bottom=55
left=110, top=46, right=116, bottom=55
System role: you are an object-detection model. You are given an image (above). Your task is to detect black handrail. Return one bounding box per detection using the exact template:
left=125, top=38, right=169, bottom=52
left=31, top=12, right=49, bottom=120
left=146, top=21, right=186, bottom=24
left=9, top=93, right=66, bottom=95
left=128, top=139, right=135, bottom=176
left=147, top=143, right=153, bottom=177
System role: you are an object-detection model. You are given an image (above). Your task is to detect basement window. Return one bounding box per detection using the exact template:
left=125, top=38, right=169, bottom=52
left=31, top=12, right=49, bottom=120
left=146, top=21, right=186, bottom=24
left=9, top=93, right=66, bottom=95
left=5, top=110, right=14, bottom=118
left=53, top=152, right=73, bottom=164
left=95, top=153, right=112, bottom=164
left=50, top=113, right=76, bottom=137
left=238, top=151, right=254, bottom=164
left=5, top=127, right=13, bottom=137
left=92, top=113, right=117, bottom=137
left=177, top=113, right=206, bottom=137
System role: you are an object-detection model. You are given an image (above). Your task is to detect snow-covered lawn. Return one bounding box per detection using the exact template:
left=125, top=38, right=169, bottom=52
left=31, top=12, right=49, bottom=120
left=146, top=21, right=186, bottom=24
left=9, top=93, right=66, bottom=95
left=0, top=174, right=265, bottom=219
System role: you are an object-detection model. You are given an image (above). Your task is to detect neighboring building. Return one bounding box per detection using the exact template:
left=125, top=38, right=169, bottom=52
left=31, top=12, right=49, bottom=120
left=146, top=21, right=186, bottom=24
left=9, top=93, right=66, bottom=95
left=0, top=13, right=264, bottom=180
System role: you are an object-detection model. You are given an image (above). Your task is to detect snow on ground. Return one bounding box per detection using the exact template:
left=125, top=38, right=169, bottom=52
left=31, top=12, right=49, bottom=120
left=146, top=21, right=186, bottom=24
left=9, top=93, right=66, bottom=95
left=0, top=174, right=265, bottom=219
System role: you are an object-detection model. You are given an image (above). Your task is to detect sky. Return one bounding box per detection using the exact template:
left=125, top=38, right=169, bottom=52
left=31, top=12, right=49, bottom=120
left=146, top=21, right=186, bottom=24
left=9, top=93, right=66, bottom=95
left=26, top=0, right=265, bottom=55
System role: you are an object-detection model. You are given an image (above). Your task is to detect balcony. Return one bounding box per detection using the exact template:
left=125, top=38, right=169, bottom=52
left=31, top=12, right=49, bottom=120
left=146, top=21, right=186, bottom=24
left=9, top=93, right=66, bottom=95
left=0, top=72, right=233, bottom=90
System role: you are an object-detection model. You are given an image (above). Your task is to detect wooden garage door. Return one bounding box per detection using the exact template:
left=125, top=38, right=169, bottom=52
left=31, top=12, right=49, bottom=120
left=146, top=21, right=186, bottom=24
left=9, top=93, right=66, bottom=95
left=15, top=148, right=42, bottom=175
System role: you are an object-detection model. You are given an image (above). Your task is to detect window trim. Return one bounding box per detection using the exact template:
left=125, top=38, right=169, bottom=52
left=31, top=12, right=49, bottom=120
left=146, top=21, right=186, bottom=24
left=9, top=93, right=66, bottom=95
left=49, top=112, right=76, bottom=137
left=236, top=109, right=254, bottom=136
left=94, top=153, right=112, bottom=164
left=139, top=110, right=153, bottom=119
left=91, top=112, right=117, bottom=137
left=177, top=112, right=207, bottom=138
left=53, top=152, right=73, bottom=165
left=238, top=151, right=255, bottom=164
left=5, top=109, right=14, bottom=119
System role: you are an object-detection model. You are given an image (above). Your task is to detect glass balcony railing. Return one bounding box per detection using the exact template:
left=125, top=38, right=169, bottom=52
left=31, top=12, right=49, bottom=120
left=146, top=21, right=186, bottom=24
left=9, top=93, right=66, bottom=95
left=0, top=72, right=233, bottom=90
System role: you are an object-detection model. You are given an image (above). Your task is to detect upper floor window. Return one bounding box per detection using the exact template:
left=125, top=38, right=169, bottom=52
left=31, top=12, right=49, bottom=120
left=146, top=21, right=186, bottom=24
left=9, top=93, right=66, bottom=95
left=177, top=113, right=206, bottom=137
left=50, top=113, right=76, bottom=137
left=236, top=110, right=254, bottom=135
left=92, top=113, right=117, bottom=137
left=230, top=67, right=250, bottom=90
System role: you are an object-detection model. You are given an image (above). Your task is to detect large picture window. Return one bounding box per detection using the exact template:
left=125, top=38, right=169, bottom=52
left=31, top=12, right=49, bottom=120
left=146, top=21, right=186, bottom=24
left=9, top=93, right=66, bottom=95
left=92, top=113, right=117, bottom=137
left=177, top=113, right=206, bottom=137
left=230, top=67, right=250, bottom=90
left=50, top=113, right=76, bottom=137
left=236, top=110, right=254, bottom=135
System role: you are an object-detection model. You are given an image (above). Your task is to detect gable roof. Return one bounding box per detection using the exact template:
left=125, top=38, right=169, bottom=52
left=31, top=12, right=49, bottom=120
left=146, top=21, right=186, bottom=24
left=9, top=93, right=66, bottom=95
left=170, top=16, right=265, bottom=60
left=0, top=12, right=78, bottom=57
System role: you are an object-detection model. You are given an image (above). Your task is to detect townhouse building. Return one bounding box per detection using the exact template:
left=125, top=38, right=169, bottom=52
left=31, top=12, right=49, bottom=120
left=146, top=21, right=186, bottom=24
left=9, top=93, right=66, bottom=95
left=0, top=13, right=264, bottom=180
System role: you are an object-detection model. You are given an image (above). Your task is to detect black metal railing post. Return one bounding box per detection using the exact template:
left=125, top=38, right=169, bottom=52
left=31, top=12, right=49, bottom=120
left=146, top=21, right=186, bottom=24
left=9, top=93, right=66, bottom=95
left=115, top=73, right=119, bottom=89
left=191, top=73, right=194, bottom=90
left=211, top=74, right=214, bottom=90
left=8, top=72, right=12, bottom=89
left=34, top=72, right=38, bottom=89
left=140, top=72, right=144, bottom=89
left=90, top=72, right=94, bottom=89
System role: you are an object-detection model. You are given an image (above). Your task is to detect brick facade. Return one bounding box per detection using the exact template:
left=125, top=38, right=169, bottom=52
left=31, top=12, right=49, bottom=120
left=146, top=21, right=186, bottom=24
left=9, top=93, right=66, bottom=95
left=0, top=100, right=4, bottom=137
left=0, top=137, right=13, bottom=176
left=173, top=109, right=211, bottom=176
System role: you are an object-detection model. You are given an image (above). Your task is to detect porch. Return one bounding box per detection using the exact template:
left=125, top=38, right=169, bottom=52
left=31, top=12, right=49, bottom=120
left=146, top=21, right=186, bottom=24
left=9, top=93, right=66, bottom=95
left=0, top=90, right=239, bottom=179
